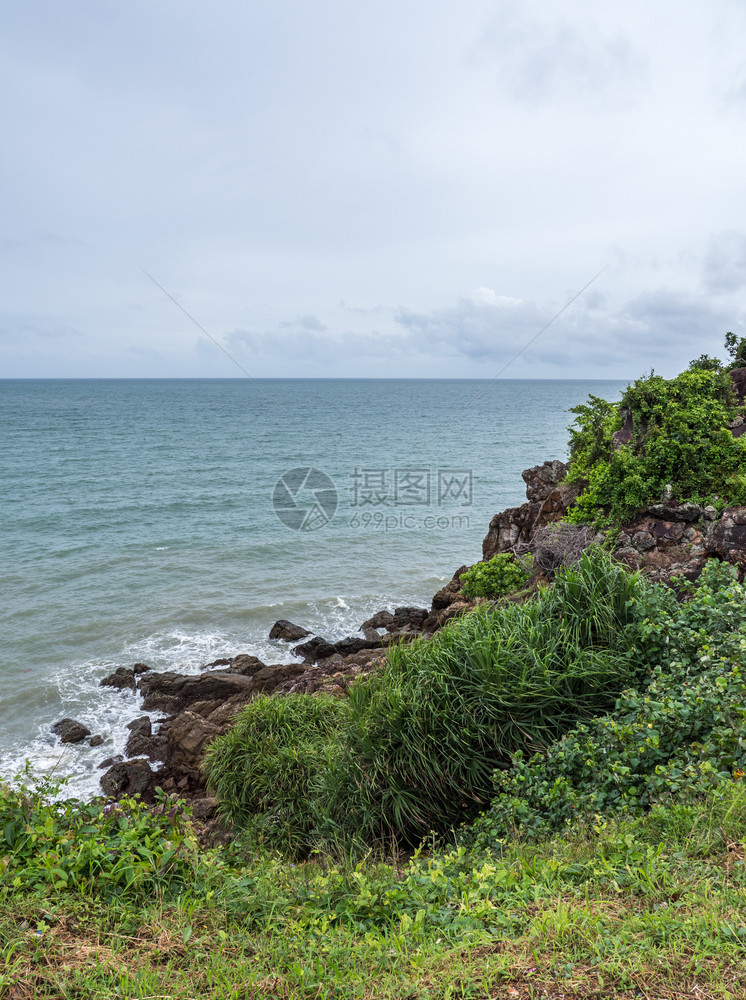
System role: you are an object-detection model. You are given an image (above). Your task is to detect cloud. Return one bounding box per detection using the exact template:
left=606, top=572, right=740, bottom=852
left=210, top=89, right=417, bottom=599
left=474, top=3, right=647, bottom=109
left=702, top=231, right=746, bottom=294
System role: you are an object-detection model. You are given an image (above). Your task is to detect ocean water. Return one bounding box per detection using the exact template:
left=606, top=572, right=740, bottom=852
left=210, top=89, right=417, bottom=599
left=0, top=378, right=627, bottom=797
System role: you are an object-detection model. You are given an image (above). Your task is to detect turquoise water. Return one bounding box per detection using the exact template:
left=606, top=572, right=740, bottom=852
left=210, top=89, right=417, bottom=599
left=0, top=378, right=626, bottom=796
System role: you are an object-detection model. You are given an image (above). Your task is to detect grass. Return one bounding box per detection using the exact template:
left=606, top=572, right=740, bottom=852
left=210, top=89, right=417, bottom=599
left=3, top=783, right=746, bottom=998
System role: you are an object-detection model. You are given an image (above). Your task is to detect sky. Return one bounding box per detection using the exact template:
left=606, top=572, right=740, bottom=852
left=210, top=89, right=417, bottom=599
left=2, top=0, right=746, bottom=379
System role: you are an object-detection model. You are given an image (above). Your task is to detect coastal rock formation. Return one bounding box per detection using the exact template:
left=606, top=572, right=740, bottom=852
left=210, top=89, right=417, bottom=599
left=51, top=718, right=91, bottom=744
left=100, top=758, right=156, bottom=800
left=269, top=620, right=312, bottom=642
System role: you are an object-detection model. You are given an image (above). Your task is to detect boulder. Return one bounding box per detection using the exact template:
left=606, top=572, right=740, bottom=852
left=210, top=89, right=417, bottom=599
left=269, top=620, right=312, bottom=642
left=706, top=507, right=746, bottom=565
left=166, top=711, right=222, bottom=789
left=227, top=654, right=267, bottom=675
left=292, top=636, right=338, bottom=663
left=99, top=667, right=137, bottom=691
left=360, top=610, right=396, bottom=631
left=333, top=636, right=383, bottom=657
left=100, top=759, right=155, bottom=800
left=521, top=460, right=569, bottom=501
left=51, top=718, right=91, bottom=744
left=391, top=607, right=429, bottom=631
left=647, top=502, right=703, bottom=523
left=431, top=566, right=469, bottom=611
left=139, top=670, right=258, bottom=713
left=88, top=734, right=104, bottom=748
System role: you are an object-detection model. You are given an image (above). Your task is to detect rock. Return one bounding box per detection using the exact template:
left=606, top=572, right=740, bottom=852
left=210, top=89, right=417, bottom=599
left=203, top=657, right=231, bottom=668
left=100, top=759, right=155, bottom=800
left=649, top=520, right=686, bottom=546
left=704, top=505, right=718, bottom=520
left=51, top=718, right=91, bottom=744
left=432, top=566, right=469, bottom=610
left=132, top=662, right=150, bottom=674
left=391, top=607, right=429, bottom=631
left=731, top=366, right=746, bottom=405
left=99, top=667, right=137, bottom=691
left=360, top=610, right=396, bottom=631
left=611, top=410, right=635, bottom=450
left=521, top=460, right=569, bottom=501
left=706, top=507, right=746, bottom=565
left=88, top=734, right=104, bottom=748
left=362, top=627, right=382, bottom=641
left=647, top=502, right=702, bottom=523
left=228, top=654, right=267, bottom=675
left=333, top=636, right=382, bottom=657
left=125, top=716, right=167, bottom=761
left=139, top=669, right=256, bottom=713
left=127, top=716, right=152, bottom=738
left=191, top=797, right=218, bottom=820
left=269, top=620, right=312, bottom=642
left=632, top=531, right=656, bottom=551
left=166, top=711, right=222, bottom=789
left=98, top=755, right=123, bottom=769
left=292, top=636, right=338, bottom=663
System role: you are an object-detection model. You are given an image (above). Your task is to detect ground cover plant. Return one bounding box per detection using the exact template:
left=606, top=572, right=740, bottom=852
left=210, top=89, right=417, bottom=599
left=464, top=559, right=746, bottom=850
left=566, top=356, right=746, bottom=525
left=3, top=775, right=746, bottom=998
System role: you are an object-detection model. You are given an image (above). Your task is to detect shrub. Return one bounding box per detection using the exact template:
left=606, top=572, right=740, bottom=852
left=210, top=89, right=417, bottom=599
left=315, top=549, right=651, bottom=848
left=459, top=553, right=530, bottom=599
left=566, top=366, right=746, bottom=524
left=203, top=694, right=348, bottom=855
left=464, top=560, right=746, bottom=850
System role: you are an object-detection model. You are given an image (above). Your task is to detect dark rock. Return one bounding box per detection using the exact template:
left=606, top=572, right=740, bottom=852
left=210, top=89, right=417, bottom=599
left=292, top=636, right=338, bottom=663
left=88, top=734, right=104, bottom=748
left=731, top=367, right=746, bottom=405
left=333, top=636, right=382, bottom=657
left=391, top=607, right=429, bottom=631
left=269, top=620, right=312, bottom=642
left=647, top=502, right=702, bottom=523
left=127, top=716, right=152, bottom=738
left=611, top=409, right=635, bottom=450
left=139, top=669, right=257, bottom=713
left=99, top=667, right=136, bottom=691
left=191, top=797, right=219, bottom=820
left=632, top=531, right=656, bottom=551
left=706, top=507, right=746, bottom=565
left=166, top=711, right=222, bottom=789
left=203, top=657, right=231, bottom=668
left=362, top=627, right=382, bottom=641
left=521, top=460, right=569, bottom=501
left=649, top=520, right=685, bottom=545
left=227, top=654, right=267, bottom=675
left=100, top=759, right=155, bottom=799
left=132, top=662, right=150, bottom=674
left=98, top=755, right=123, bottom=769
left=51, top=718, right=91, bottom=744
left=432, top=566, right=469, bottom=610
left=360, top=610, right=396, bottom=631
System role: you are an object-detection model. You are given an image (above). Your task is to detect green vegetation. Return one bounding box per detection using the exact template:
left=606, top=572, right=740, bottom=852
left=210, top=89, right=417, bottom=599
left=466, top=559, right=746, bottom=849
left=205, top=549, right=646, bottom=852
left=458, top=552, right=530, bottom=599
left=203, top=694, right=348, bottom=856
left=4, top=772, right=746, bottom=997
left=566, top=362, right=746, bottom=524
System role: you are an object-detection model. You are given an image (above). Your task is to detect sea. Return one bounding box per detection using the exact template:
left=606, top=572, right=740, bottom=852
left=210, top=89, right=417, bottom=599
left=0, top=378, right=627, bottom=799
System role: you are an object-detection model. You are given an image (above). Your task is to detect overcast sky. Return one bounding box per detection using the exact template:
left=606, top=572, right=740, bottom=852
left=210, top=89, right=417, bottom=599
left=2, top=0, right=746, bottom=379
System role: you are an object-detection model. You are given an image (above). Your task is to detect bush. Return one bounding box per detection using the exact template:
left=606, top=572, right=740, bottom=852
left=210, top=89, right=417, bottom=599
left=203, top=694, right=348, bottom=855
left=459, top=553, right=530, bottom=599
left=314, top=549, right=651, bottom=848
left=464, top=560, right=746, bottom=850
left=566, top=366, right=746, bottom=524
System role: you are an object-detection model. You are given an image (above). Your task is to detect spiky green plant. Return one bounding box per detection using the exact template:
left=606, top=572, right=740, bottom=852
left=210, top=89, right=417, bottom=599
left=203, top=694, right=348, bottom=855
left=315, top=549, right=649, bottom=848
